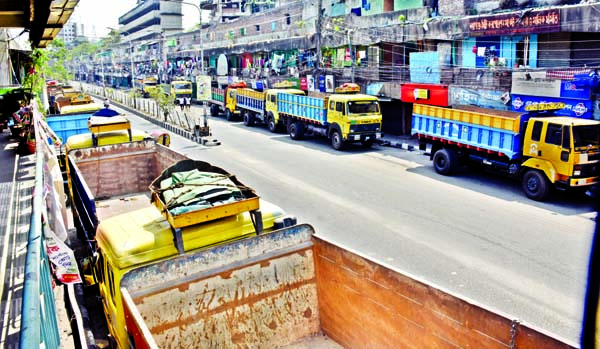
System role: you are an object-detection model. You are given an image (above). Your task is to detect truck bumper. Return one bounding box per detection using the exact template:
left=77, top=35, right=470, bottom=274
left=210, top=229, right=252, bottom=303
left=347, top=132, right=382, bottom=142
left=569, top=176, right=600, bottom=187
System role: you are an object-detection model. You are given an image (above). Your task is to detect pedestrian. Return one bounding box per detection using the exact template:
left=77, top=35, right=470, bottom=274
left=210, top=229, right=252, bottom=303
left=185, top=96, right=191, bottom=111
left=178, top=98, right=184, bottom=111
left=103, top=97, right=110, bottom=108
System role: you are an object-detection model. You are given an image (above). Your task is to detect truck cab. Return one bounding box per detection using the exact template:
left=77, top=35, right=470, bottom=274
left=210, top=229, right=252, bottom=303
left=326, top=84, right=383, bottom=148
left=521, top=116, right=600, bottom=199
left=170, top=80, right=192, bottom=101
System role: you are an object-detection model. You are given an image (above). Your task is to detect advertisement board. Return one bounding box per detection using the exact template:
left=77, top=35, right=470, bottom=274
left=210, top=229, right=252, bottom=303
left=511, top=94, right=593, bottom=119
left=195, top=75, right=211, bottom=101
left=325, top=75, right=334, bottom=93
left=401, top=83, right=449, bottom=106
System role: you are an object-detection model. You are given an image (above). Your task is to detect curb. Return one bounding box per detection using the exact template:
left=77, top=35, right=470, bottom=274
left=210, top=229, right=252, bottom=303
left=90, top=94, right=221, bottom=146
left=376, top=139, right=416, bottom=151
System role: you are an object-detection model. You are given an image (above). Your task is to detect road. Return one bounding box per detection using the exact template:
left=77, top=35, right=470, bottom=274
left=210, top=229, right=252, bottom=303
left=120, top=102, right=596, bottom=344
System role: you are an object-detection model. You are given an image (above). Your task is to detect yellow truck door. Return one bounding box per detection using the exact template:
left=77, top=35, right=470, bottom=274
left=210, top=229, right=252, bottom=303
left=523, top=119, right=571, bottom=180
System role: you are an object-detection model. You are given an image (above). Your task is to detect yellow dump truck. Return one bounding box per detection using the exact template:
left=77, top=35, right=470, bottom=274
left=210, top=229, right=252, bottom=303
left=412, top=104, right=600, bottom=201
left=277, top=83, right=383, bottom=150
left=207, top=81, right=247, bottom=121
left=135, top=76, right=160, bottom=98
left=236, top=87, right=306, bottom=132
left=66, top=118, right=297, bottom=348
left=169, top=79, right=192, bottom=102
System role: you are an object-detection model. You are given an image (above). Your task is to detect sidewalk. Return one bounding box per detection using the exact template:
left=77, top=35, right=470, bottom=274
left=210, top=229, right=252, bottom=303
left=377, top=133, right=422, bottom=151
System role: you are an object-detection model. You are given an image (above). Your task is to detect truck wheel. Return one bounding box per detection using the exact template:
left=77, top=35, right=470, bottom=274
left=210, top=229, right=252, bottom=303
left=522, top=170, right=551, bottom=201
left=225, top=109, right=233, bottom=121
left=267, top=115, right=278, bottom=133
left=361, top=138, right=374, bottom=148
left=433, top=148, right=457, bottom=175
left=243, top=112, right=255, bottom=126
left=331, top=130, right=345, bottom=150
left=289, top=122, right=304, bottom=140
left=210, top=105, right=218, bottom=116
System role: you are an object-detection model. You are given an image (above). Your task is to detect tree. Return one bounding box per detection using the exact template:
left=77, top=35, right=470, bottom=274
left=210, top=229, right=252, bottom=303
left=148, top=88, right=175, bottom=121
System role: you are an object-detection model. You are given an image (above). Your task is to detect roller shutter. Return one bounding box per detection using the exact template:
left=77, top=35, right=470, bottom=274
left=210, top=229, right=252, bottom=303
left=537, top=32, right=570, bottom=68
left=571, top=32, right=600, bottom=67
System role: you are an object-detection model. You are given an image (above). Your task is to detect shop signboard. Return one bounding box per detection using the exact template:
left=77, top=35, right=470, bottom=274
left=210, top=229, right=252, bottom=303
left=401, top=83, right=449, bottom=106
left=511, top=94, right=592, bottom=119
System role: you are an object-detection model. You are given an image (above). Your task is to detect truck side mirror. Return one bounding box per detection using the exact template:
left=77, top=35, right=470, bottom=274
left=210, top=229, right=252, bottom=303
left=80, top=254, right=98, bottom=286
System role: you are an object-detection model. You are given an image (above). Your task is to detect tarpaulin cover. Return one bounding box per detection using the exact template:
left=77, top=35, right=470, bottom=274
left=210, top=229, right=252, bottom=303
left=160, top=170, right=244, bottom=215
left=92, top=108, right=120, bottom=117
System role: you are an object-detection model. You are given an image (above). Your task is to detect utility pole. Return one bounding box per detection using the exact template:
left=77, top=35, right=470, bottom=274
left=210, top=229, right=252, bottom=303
left=315, top=0, right=323, bottom=77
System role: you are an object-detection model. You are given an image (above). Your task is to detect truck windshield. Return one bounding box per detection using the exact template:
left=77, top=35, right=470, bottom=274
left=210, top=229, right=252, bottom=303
left=348, top=101, right=379, bottom=114
left=173, top=83, right=191, bottom=89
left=144, top=82, right=157, bottom=86
left=573, top=124, right=600, bottom=149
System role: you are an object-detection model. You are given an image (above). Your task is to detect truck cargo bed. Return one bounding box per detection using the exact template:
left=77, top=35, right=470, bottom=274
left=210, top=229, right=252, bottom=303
left=94, top=193, right=151, bottom=221
left=121, top=224, right=573, bottom=349
left=412, top=104, right=523, bottom=159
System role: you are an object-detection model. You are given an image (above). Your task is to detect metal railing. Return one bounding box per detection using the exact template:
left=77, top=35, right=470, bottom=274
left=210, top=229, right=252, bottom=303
left=20, top=111, right=61, bottom=348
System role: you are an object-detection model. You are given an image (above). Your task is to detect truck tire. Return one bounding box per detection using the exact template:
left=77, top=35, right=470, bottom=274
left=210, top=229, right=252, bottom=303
left=243, top=112, right=255, bottom=126
left=433, top=148, right=458, bottom=175
left=289, top=122, right=304, bottom=140
left=267, top=113, right=278, bottom=133
left=225, top=109, right=234, bottom=121
left=331, top=130, right=345, bottom=150
left=522, top=170, right=551, bottom=201
left=210, top=105, right=218, bottom=116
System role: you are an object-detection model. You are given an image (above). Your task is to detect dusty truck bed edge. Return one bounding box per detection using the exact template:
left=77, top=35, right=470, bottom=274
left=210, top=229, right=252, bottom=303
left=120, top=225, right=575, bottom=349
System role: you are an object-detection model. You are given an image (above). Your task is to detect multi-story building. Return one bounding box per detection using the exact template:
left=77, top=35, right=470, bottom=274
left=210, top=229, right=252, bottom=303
left=57, top=21, right=77, bottom=44
left=118, top=0, right=183, bottom=42
left=92, top=0, right=600, bottom=135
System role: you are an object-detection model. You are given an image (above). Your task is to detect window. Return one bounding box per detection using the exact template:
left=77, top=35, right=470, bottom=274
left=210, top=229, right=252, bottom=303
left=241, top=28, right=246, bottom=36
left=96, top=251, right=105, bottom=283
left=545, top=123, right=562, bottom=146
left=573, top=124, right=600, bottom=148
left=348, top=101, right=379, bottom=114
left=271, top=95, right=276, bottom=103
left=107, top=265, right=116, bottom=305
left=256, top=25, right=261, bottom=32
left=329, top=101, right=335, bottom=110
left=531, top=121, right=543, bottom=142
left=272, top=22, right=276, bottom=32
left=336, top=102, right=344, bottom=114
left=285, top=13, right=291, bottom=25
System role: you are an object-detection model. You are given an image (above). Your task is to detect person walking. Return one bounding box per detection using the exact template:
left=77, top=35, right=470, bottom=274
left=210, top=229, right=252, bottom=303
left=179, top=98, right=185, bottom=111
left=184, top=96, right=191, bottom=111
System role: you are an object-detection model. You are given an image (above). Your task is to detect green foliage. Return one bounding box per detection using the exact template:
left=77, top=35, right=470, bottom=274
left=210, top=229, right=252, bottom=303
left=22, top=48, right=47, bottom=97
left=45, top=39, right=73, bottom=82
left=148, top=88, right=175, bottom=120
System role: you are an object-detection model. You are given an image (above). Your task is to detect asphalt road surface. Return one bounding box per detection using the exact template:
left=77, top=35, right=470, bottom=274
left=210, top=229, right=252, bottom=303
left=119, top=102, right=596, bottom=344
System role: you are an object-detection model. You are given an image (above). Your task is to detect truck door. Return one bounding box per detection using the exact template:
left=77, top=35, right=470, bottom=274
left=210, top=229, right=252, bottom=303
left=536, top=121, right=572, bottom=177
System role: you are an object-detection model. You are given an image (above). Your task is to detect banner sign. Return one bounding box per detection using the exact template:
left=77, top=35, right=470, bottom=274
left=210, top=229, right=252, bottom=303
left=469, top=9, right=560, bottom=36
left=511, top=94, right=593, bottom=119
left=449, top=87, right=511, bottom=110
left=195, top=75, right=211, bottom=101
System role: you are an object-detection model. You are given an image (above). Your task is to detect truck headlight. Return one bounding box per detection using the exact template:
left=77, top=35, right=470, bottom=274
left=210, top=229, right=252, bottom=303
left=574, top=170, right=581, bottom=176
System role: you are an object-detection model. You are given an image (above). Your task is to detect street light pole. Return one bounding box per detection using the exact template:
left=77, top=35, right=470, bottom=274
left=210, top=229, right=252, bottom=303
left=168, top=0, right=204, bottom=74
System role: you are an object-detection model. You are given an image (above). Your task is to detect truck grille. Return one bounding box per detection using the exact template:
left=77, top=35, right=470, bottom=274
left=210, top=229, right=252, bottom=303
left=575, top=163, right=600, bottom=178
left=587, top=152, right=600, bottom=161
left=350, top=123, right=380, bottom=133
